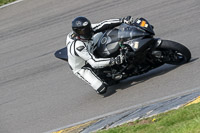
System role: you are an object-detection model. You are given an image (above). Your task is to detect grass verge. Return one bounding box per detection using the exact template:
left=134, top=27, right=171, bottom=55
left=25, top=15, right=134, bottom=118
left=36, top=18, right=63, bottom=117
left=0, top=0, right=16, bottom=6
left=97, top=102, right=200, bottom=133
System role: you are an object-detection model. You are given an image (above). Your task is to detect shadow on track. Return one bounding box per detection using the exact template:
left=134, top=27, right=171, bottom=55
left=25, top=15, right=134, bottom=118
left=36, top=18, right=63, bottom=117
left=103, top=57, right=199, bottom=97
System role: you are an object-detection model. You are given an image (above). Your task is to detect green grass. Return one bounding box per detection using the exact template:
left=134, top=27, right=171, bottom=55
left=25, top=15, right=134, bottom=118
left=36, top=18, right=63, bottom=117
left=0, top=0, right=16, bottom=6
left=97, top=103, right=200, bottom=133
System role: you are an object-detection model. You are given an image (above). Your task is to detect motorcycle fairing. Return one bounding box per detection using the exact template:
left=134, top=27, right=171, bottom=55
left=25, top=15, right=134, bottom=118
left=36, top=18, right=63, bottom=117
left=134, top=17, right=155, bottom=35
left=118, top=24, right=149, bottom=40
left=125, top=38, right=156, bottom=54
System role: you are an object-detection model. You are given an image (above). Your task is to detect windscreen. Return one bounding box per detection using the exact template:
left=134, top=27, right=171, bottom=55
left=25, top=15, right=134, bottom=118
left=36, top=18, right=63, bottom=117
left=118, top=24, right=147, bottom=41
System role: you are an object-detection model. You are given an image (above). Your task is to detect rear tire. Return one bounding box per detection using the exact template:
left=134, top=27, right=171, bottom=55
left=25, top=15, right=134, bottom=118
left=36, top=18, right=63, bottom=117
left=157, top=40, right=191, bottom=65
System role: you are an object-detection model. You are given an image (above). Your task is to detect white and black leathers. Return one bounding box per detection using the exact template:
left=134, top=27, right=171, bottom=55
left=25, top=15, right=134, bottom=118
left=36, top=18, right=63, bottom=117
left=66, top=18, right=123, bottom=92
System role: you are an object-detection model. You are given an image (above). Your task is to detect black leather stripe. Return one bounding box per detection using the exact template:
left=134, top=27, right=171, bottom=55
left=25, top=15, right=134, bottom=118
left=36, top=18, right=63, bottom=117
left=77, top=72, right=91, bottom=85
left=69, top=41, right=73, bottom=56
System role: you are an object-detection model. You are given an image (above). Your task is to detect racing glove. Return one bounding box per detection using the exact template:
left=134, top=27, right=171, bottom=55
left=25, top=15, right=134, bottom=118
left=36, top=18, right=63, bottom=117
left=109, top=55, right=124, bottom=66
left=122, top=16, right=134, bottom=24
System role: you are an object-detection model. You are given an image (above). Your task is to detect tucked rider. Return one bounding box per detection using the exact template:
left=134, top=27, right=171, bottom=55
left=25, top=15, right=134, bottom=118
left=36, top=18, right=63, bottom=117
left=66, top=16, right=133, bottom=94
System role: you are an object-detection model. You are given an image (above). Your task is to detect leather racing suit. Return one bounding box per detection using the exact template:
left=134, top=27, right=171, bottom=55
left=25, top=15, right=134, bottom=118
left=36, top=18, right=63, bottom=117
left=66, top=18, right=123, bottom=92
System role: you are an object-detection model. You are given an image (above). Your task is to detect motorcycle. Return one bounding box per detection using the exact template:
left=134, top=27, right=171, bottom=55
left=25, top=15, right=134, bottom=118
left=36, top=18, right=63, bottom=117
left=55, top=18, right=191, bottom=85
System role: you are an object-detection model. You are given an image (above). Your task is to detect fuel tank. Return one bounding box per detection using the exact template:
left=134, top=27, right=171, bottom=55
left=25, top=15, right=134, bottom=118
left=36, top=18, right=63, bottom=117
left=96, top=29, right=119, bottom=58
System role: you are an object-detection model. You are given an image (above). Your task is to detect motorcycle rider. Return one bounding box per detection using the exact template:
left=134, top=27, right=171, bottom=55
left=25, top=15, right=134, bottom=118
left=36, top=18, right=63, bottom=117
left=66, top=16, right=133, bottom=94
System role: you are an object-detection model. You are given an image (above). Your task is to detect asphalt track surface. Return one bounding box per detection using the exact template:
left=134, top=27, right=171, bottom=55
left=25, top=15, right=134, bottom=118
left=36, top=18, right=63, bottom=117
left=0, top=0, right=200, bottom=133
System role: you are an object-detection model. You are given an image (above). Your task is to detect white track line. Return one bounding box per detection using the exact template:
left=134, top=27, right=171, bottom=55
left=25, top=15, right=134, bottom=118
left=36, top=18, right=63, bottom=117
left=0, top=0, right=23, bottom=9
left=45, top=86, right=200, bottom=133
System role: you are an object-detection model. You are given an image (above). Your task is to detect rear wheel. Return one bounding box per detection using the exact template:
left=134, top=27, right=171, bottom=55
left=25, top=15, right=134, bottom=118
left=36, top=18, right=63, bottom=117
left=157, top=40, right=191, bottom=65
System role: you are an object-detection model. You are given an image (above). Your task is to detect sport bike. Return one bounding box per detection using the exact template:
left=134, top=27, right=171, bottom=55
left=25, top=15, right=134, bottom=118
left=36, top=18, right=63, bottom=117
left=55, top=18, right=191, bottom=85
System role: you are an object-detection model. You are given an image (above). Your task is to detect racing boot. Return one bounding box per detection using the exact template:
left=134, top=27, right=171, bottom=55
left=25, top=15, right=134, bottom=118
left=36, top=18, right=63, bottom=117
left=96, top=83, right=107, bottom=94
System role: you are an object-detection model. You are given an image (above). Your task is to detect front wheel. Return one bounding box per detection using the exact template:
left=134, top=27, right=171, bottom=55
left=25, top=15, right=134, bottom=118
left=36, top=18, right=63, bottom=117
left=157, top=40, right=191, bottom=65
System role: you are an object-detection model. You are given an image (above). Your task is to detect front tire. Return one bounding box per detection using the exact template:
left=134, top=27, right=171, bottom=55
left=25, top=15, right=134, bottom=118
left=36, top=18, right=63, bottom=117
left=157, top=40, right=191, bottom=65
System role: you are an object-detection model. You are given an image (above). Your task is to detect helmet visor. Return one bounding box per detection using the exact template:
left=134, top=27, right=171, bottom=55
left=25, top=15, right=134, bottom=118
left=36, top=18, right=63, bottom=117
left=74, top=26, right=93, bottom=39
